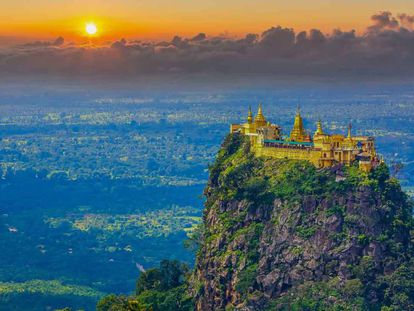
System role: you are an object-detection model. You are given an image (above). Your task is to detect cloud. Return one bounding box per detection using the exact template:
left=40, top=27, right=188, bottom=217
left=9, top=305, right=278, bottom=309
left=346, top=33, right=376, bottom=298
left=398, top=13, right=414, bottom=28
left=191, top=33, right=206, bottom=42
left=21, top=36, right=65, bottom=48
left=53, top=36, right=65, bottom=46
left=368, top=11, right=399, bottom=32
left=2, top=12, right=414, bottom=78
left=259, top=26, right=295, bottom=56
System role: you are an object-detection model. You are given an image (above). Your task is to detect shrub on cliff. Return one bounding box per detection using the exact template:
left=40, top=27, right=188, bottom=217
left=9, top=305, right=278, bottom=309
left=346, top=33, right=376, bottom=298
left=97, top=260, right=192, bottom=311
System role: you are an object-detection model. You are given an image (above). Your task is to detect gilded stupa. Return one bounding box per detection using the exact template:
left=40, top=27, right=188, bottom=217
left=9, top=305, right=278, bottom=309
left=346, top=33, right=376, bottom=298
left=230, top=104, right=379, bottom=171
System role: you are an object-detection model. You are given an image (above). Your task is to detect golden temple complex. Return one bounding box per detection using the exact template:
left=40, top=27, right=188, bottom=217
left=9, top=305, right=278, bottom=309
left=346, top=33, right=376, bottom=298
left=230, top=104, right=379, bottom=172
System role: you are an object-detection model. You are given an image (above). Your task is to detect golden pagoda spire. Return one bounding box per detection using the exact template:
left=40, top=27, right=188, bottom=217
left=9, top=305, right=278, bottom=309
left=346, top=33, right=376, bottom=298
left=258, top=103, right=263, bottom=116
left=290, top=106, right=305, bottom=141
left=254, top=103, right=266, bottom=127
left=347, top=122, right=352, bottom=139
left=247, top=106, right=253, bottom=124
left=315, top=119, right=324, bottom=136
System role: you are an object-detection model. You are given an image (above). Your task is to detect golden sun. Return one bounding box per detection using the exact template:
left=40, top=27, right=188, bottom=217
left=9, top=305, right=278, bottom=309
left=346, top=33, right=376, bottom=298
left=85, top=23, right=97, bottom=35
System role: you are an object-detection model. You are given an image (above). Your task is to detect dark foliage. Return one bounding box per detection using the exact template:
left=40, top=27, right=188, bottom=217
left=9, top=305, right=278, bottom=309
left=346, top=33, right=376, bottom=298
left=97, top=260, right=192, bottom=311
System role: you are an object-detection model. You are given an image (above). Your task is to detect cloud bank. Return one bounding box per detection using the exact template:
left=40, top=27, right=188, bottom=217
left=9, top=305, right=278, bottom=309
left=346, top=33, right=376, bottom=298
left=2, top=12, right=414, bottom=78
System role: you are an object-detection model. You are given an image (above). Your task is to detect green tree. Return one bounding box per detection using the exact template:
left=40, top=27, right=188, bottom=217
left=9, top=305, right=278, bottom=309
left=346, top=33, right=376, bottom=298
left=382, top=260, right=414, bottom=310
left=136, top=260, right=188, bottom=294
left=97, top=295, right=131, bottom=311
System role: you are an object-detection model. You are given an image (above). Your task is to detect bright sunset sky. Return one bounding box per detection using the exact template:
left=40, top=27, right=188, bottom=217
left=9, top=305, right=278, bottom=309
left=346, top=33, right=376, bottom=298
left=2, top=0, right=414, bottom=43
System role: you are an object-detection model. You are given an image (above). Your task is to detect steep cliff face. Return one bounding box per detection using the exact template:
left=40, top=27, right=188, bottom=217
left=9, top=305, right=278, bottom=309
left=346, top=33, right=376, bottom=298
left=192, top=134, right=414, bottom=311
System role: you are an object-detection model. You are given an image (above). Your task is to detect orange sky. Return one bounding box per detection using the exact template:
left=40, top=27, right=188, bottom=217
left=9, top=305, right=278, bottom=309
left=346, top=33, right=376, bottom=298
left=1, top=0, right=413, bottom=43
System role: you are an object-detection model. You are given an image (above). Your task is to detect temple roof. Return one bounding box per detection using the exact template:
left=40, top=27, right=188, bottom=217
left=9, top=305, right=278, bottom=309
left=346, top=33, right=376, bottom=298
left=290, top=107, right=306, bottom=141
left=254, top=103, right=266, bottom=125
left=247, top=106, right=253, bottom=124
left=315, top=119, right=324, bottom=135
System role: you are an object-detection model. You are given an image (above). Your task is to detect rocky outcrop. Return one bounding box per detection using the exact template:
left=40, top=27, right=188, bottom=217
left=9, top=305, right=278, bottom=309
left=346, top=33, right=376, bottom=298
left=191, top=134, right=414, bottom=311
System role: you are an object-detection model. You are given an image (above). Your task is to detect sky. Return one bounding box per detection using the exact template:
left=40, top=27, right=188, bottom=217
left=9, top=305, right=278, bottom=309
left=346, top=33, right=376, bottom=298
left=2, top=0, right=414, bottom=42
left=1, top=2, right=414, bottom=79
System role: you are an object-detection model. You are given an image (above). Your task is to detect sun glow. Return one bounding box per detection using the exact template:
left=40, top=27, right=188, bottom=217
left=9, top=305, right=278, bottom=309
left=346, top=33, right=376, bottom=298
left=85, top=22, right=97, bottom=35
